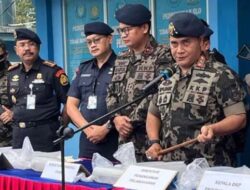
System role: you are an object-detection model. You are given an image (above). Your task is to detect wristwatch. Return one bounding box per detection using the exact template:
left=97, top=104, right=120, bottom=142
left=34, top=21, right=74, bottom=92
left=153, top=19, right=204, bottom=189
left=148, top=139, right=160, bottom=146
left=105, top=120, right=113, bottom=130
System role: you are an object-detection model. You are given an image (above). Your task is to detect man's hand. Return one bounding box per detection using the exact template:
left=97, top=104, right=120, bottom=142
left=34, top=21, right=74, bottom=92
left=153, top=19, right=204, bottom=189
left=0, top=106, right=13, bottom=124
left=113, top=115, right=133, bottom=139
left=86, top=125, right=109, bottom=144
left=197, top=125, right=214, bottom=143
left=145, top=143, right=163, bottom=161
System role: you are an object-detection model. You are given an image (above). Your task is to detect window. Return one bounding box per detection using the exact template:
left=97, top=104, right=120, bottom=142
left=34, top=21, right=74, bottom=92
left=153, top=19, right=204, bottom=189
left=0, top=0, right=36, bottom=62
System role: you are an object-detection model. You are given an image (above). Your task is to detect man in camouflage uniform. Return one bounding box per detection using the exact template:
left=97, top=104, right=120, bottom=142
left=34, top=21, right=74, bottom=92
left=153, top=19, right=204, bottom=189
left=106, top=4, right=174, bottom=162
left=0, top=40, right=12, bottom=147
left=145, top=12, right=246, bottom=166
left=200, top=19, right=227, bottom=64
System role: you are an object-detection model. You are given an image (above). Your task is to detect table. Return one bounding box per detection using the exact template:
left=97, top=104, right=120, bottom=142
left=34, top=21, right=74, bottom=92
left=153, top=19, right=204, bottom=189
left=0, top=169, right=119, bottom=190
left=0, top=158, right=123, bottom=190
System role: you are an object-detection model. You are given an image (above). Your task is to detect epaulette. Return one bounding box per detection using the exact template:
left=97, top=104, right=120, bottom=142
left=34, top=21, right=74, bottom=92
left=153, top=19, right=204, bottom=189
left=8, top=63, right=20, bottom=71
left=43, top=60, right=56, bottom=67
left=194, top=55, right=206, bottom=69
left=118, top=49, right=130, bottom=57
left=80, top=59, right=94, bottom=65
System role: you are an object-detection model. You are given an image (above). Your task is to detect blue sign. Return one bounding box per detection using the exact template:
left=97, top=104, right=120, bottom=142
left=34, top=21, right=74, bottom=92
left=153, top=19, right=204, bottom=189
left=155, top=0, right=207, bottom=45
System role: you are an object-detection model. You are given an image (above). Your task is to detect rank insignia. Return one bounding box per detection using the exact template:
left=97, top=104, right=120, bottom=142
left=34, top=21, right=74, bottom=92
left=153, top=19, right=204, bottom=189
left=12, top=75, right=19, bottom=81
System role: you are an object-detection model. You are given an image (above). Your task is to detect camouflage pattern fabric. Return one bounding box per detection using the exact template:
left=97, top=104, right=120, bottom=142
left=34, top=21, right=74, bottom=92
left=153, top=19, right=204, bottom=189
left=106, top=35, right=174, bottom=162
left=149, top=59, right=246, bottom=166
left=0, top=61, right=12, bottom=147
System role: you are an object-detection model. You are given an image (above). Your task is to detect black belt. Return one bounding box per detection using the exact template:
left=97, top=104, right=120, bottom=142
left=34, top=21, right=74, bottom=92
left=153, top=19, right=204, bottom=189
left=15, top=118, right=59, bottom=128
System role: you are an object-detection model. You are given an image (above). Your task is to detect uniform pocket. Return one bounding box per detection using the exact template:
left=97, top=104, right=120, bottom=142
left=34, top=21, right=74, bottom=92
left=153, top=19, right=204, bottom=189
left=78, top=77, right=94, bottom=99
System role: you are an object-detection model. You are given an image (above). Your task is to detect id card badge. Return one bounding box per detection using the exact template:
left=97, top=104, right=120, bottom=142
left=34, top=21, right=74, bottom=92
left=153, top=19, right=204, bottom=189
left=27, top=94, right=36, bottom=109
left=87, top=95, right=97, bottom=109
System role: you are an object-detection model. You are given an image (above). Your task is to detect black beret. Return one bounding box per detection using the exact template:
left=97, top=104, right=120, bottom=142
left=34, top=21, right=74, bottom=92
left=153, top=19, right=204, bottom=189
left=200, top=19, right=214, bottom=37
left=115, top=4, right=151, bottom=26
left=84, top=22, right=113, bottom=36
left=168, top=12, right=213, bottom=38
left=14, top=28, right=41, bottom=44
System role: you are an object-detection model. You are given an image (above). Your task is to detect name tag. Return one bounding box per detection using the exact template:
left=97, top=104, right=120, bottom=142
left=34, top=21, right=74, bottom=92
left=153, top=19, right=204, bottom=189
left=27, top=94, right=36, bottom=109
left=87, top=95, right=97, bottom=109
left=41, top=161, right=90, bottom=183
left=114, top=165, right=177, bottom=190
left=198, top=170, right=250, bottom=190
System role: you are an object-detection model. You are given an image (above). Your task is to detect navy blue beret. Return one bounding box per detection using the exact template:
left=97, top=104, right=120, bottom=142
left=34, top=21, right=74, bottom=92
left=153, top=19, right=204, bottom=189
left=115, top=4, right=151, bottom=26
left=14, top=28, right=41, bottom=44
left=84, top=22, right=113, bottom=36
left=200, top=19, right=214, bottom=37
left=168, top=12, right=213, bottom=38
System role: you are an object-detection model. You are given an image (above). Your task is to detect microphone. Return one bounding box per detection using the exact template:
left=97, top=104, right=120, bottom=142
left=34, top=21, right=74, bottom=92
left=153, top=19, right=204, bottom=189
left=142, top=66, right=176, bottom=92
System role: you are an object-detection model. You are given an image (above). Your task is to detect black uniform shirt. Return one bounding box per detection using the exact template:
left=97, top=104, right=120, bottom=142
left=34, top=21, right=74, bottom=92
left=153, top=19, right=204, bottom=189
left=67, top=51, right=118, bottom=160
left=68, top=51, right=116, bottom=125
left=7, top=57, right=69, bottom=122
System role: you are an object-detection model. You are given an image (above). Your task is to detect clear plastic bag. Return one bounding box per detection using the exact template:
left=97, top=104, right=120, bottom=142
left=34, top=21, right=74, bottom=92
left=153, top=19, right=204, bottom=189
left=88, top=142, right=137, bottom=184
left=113, top=142, right=137, bottom=167
left=176, top=158, right=210, bottom=190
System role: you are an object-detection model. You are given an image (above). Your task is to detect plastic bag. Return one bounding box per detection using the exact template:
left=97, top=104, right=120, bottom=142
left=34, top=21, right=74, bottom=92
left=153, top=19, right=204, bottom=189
left=5, top=137, right=34, bottom=169
left=176, top=158, right=209, bottom=190
left=92, top=152, right=113, bottom=169
left=87, top=142, right=137, bottom=184
left=113, top=142, right=137, bottom=167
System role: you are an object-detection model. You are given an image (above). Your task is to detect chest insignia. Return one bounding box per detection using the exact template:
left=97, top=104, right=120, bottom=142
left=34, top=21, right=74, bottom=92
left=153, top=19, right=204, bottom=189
left=12, top=75, right=19, bottom=82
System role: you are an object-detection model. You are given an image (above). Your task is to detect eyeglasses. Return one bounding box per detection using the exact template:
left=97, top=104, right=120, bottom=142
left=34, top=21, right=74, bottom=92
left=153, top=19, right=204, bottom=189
left=86, top=36, right=104, bottom=46
left=117, top=26, right=134, bottom=35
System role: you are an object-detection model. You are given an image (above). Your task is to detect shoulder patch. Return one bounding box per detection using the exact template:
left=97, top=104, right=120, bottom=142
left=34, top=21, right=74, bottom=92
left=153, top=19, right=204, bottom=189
left=55, top=69, right=66, bottom=78
left=8, top=63, right=20, bottom=71
left=43, top=60, right=56, bottom=67
left=55, top=69, right=69, bottom=86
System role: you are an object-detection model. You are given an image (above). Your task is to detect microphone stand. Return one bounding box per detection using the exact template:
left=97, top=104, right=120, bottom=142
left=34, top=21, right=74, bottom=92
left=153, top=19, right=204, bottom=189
left=61, top=137, right=66, bottom=190
left=53, top=89, right=154, bottom=190
left=54, top=90, right=154, bottom=145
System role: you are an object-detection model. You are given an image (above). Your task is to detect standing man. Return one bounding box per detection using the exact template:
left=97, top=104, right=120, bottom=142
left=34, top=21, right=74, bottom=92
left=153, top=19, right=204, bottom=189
left=66, top=22, right=118, bottom=161
left=200, top=19, right=226, bottom=64
left=106, top=4, right=174, bottom=162
left=6, top=28, right=69, bottom=152
left=146, top=12, right=246, bottom=166
left=0, top=39, right=12, bottom=147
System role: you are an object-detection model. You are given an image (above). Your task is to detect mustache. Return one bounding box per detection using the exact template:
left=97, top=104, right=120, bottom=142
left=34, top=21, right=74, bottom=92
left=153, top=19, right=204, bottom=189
left=23, top=51, right=34, bottom=56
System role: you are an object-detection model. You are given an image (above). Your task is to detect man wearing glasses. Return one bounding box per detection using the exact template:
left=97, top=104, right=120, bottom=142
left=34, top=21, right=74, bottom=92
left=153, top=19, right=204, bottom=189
left=106, top=4, right=174, bottom=162
left=67, top=22, right=118, bottom=161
